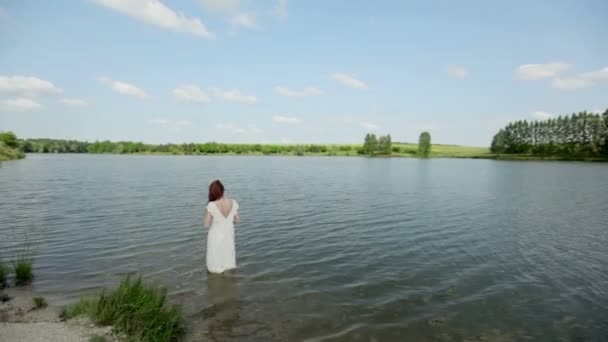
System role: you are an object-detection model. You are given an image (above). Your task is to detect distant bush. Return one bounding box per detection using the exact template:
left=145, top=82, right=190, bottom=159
left=0, top=131, right=19, bottom=148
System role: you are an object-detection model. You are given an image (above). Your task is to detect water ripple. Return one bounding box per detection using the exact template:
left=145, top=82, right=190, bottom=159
left=0, top=155, right=607, bottom=341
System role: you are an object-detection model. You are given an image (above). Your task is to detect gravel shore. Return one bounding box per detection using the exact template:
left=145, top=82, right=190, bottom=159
left=0, top=287, right=117, bottom=342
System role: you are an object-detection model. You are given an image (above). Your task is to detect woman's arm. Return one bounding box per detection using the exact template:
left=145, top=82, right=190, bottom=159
left=204, top=209, right=212, bottom=228
left=234, top=211, right=241, bottom=224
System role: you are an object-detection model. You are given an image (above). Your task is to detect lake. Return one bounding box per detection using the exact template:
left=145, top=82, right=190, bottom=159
left=1, top=154, right=607, bottom=341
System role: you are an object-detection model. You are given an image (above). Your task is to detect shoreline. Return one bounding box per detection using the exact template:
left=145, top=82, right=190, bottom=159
left=17, top=152, right=608, bottom=162
left=0, top=287, right=117, bottom=342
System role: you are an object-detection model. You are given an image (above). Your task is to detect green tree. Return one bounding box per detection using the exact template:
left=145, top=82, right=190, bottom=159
left=489, top=110, right=608, bottom=158
left=603, top=109, right=608, bottom=156
left=418, top=132, right=431, bottom=157
left=490, top=130, right=506, bottom=153
left=0, top=131, right=19, bottom=148
left=363, top=133, right=378, bottom=156
left=377, top=134, right=392, bottom=155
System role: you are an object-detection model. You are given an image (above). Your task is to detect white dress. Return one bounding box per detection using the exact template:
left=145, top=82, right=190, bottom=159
left=206, top=200, right=238, bottom=273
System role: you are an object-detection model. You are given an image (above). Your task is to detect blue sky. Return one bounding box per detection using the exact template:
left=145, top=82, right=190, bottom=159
left=0, top=0, right=607, bottom=146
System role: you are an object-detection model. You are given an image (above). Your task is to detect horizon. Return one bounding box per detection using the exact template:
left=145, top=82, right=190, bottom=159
left=1, top=0, right=607, bottom=146
left=21, top=133, right=485, bottom=148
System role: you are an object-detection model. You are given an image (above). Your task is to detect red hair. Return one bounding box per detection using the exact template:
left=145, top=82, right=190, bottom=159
left=208, top=180, right=225, bottom=202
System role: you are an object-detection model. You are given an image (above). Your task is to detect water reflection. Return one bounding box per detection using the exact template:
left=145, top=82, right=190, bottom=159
left=202, top=273, right=242, bottom=341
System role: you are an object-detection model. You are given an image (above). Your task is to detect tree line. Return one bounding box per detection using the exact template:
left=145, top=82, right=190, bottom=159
left=361, top=132, right=431, bottom=157
left=14, top=131, right=434, bottom=158
left=490, top=109, right=608, bottom=157
left=19, top=139, right=353, bottom=155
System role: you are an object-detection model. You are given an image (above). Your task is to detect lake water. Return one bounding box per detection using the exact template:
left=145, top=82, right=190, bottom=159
left=1, top=154, right=607, bottom=341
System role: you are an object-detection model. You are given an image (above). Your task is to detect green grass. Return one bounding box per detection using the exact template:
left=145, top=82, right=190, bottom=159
left=60, top=298, right=98, bottom=320
left=0, top=261, right=7, bottom=288
left=13, top=255, right=33, bottom=286
left=64, top=275, right=185, bottom=342
left=390, top=142, right=492, bottom=158
left=33, top=296, right=47, bottom=309
left=89, top=335, right=108, bottom=342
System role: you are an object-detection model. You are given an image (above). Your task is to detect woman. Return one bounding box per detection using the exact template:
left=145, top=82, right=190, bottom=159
left=204, top=180, right=241, bottom=274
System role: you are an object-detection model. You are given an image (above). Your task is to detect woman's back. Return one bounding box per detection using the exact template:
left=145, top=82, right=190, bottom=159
left=204, top=180, right=240, bottom=274
left=206, top=198, right=239, bottom=273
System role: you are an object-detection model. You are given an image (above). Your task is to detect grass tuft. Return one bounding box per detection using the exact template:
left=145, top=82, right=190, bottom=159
left=64, top=275, right=184, bottom=341
left=60, top=298, right=98, bottom=320
left=33, top=296, right=47, bottom=309
left=89, top=335, right=107, bottom=342
left=13, top=253, right=33, bottom=285
left=94, top=275, right=185, bottom=341
left=0, top=261, right=7, bottom=288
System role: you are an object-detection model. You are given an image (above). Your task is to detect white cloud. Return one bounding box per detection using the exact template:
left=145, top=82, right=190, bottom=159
left=200, top=0, right=258, bottom=30
left=515, top=62, right=571, bottom=80
left=99, top=77, right=150, bottom=99
left=551, top=77, right=593, bottom=90
left=59, top=98, right=87, bottom=106
left=446, top=66, right=469, bottom=79
left=1, top=97, right=42, bottom=111
left=200, top=0, right=240, bottom=13
left=150, top=119, right=193, bottom=127
left=274, top=0, right=287, bottom=18
left=96, top=0, right=214, bottom=38
left=551, top=66, right=608, bottom=90
left=360, top=121, right=379, bottom=131
left=272, top=115, right=300, bottom=124
left=230, top=12, right=258, bottom=29
left=591, top=109, right=606, bottom=115
left=274, top=86, right=323, bottom=97
left=330, top=73, right=368, bottom=90
left=150, top=119, right=170, bottom=125
left=172, top=85, right=210, bottom=103
left=216, top=122, right=262, bottom=134
left=581, top=67, right=608, bottom=82
left=531, top=111, right=554, bottom=120
left=0, top=75, right=62, bottom=94
left=210, top=87, right=256, bottom=103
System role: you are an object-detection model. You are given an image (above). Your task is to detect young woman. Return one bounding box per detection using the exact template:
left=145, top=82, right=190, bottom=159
left=204, top=180, right=241, bottom=274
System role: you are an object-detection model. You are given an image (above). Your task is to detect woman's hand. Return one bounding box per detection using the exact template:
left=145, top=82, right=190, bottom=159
left=234, top=211, right=241, bottom=224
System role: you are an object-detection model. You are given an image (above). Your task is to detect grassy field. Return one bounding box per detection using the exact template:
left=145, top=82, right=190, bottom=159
left=391, top=143, right=492, bottom=158
left=284, top=143, right=493, bottom=158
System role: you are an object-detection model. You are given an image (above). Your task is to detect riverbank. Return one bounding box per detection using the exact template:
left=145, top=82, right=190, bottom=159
left=0, top=287, right=117, bottom=342
left=23, top=151, right=608, bottom=162
left=491, top=154, right=608, bottom=162
left=21, top=142, right=493, bottom=158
